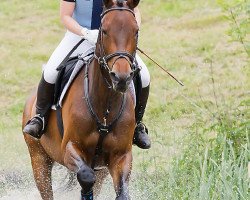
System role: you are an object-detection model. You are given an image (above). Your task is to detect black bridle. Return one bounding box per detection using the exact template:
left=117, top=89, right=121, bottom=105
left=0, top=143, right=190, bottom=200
left=85, top=7, right=140, bottom=169
left=94, top=7, right=140, bottom=77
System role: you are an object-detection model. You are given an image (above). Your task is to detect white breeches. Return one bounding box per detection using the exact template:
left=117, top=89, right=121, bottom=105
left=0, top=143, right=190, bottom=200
left=43, top=31, right=150, bottom=88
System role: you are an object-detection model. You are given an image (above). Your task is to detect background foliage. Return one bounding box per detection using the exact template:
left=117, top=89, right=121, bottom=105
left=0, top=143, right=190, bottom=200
left=218, top=0, right=250, bottom=55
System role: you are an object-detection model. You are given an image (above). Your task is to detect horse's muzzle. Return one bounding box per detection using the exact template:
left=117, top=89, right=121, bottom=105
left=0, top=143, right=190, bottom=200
left=110, top=71, right=134, bottom=93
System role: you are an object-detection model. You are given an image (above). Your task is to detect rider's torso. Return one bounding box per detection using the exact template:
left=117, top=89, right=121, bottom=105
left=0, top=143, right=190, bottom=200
left=73, top=0, right=103, bottom=30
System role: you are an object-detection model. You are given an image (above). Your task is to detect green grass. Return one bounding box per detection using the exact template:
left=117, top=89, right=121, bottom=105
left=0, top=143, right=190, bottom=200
left=0, top=0, right=249, bottom=199
left=133, top=136, right=249, bottom=199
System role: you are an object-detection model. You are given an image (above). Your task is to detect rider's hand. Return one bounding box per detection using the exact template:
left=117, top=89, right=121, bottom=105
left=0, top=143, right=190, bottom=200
left=81, top=27, right=99, bottom=45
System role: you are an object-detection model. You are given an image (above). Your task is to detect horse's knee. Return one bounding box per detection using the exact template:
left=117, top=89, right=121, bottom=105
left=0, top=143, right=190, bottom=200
left=77, top=165, right=96, bottom=192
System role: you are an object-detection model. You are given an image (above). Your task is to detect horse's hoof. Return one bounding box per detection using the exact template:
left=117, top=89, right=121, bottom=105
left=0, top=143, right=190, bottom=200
left=77, top=165, right=96, bottom=192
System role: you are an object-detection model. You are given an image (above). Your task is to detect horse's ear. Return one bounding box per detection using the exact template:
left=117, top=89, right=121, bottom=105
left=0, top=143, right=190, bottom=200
left=127, top=0, right=140, bottom=9
left=103, top=0, right=115, bottom=8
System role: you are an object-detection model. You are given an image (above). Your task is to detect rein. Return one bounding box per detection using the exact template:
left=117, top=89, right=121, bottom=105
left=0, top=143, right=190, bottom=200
left=87, top=7, right=136, bottom=169
left=83, top=58, right=127, bottom=169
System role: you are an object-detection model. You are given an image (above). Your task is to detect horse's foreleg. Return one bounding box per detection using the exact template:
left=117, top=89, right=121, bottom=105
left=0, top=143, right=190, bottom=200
left=64, top=141, right=95, bottom=199
left=109, top=152, right=132, bottom=200
left=25, top=137, right=54, bottom=200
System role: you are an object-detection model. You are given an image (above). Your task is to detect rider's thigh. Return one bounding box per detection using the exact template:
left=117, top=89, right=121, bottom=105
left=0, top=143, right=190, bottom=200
left=136, top=54, right=150, bottom=88
left=43, top=31, right=82, bottom=84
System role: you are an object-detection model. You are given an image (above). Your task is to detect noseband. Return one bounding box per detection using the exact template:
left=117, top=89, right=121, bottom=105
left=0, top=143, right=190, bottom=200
left=94, top=7, right=140, bottom=76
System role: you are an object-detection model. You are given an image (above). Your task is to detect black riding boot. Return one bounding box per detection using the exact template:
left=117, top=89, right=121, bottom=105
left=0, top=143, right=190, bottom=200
left=133, top=85, right=151, bottom=149
left=23, top=75, right=55, bottom=139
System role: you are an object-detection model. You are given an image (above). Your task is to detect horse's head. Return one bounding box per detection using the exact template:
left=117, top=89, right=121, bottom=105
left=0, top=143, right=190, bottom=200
left=95, top=0, right=140, bottom=93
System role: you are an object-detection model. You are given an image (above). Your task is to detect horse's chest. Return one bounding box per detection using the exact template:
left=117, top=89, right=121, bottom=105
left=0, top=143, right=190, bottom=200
left=80, top=130, right=131, bottom=156
left=104, top=132, right=131, bottom=150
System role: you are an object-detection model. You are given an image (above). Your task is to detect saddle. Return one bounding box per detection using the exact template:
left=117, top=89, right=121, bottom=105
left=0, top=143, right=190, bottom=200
left=54, top=52, right=94, bottom=107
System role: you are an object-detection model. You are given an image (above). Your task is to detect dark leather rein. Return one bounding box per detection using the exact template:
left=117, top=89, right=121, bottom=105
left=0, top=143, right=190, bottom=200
left=84, top=7, right=138, bottom=169
left=84, top=57, right=126, bottom=169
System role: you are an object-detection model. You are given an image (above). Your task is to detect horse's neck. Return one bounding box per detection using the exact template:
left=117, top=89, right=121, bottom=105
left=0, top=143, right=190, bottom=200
left=88, top=60, right=124, bottom=120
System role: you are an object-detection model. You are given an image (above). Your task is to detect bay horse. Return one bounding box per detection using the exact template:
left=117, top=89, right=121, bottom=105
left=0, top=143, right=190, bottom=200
left=22, top=0, right=141, bottom=199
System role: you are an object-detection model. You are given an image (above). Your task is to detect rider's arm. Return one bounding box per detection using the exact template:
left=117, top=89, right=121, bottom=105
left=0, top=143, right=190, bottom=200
left=134, top=7, right=141, bottom=28
left=60, top=0, right=99, bottom=44
left=60, top=0, right=83, bottom=36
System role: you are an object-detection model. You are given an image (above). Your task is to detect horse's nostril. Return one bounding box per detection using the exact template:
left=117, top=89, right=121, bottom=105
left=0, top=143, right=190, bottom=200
left=110, top=72, right=119, bottom=81
left=125, top=71, right=134, bottom=82
left=110, top=71, right=134, bottom=84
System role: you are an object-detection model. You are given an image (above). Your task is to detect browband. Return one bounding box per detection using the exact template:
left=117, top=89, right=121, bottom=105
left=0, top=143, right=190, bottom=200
left=101, top=7, right=135, bottom=18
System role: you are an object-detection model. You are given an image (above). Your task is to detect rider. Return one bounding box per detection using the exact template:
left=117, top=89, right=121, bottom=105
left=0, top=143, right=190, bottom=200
left=23, top=0, right=151, bottom=149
